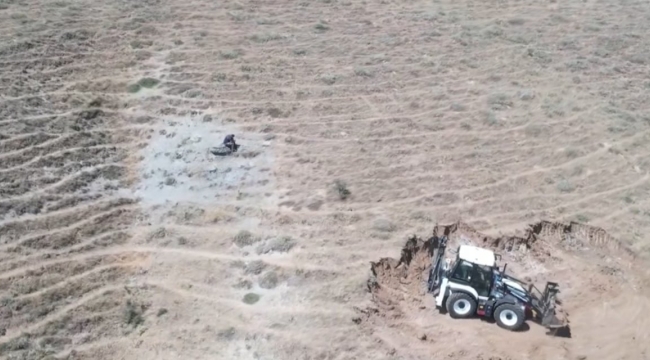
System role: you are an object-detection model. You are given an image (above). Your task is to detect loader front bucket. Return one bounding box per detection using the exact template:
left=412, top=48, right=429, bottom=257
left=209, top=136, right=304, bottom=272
left=529, top=282, right=570, bottom=336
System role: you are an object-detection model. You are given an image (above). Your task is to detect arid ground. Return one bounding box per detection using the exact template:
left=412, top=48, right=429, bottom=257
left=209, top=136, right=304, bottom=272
left=2, top=0, right=650, bottom=358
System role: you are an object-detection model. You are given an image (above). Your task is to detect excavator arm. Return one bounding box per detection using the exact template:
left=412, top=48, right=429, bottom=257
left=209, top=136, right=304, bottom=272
left=427, top=235, right=448, bottom=294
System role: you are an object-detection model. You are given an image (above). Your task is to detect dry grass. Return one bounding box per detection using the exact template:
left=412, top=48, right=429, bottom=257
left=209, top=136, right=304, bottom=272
left=2, top=0, right=650, bottom=358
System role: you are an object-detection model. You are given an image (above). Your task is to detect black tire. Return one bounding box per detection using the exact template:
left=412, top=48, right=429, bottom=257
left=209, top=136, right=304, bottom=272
left=446, top=293, right=477, bottom=319
left=210, top=147, right=232, bottom=156
left=494, top=304, right=526, bottom=331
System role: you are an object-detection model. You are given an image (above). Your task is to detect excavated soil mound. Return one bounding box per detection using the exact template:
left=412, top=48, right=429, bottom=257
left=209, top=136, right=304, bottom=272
left=358, top=221, right=650, bottom=360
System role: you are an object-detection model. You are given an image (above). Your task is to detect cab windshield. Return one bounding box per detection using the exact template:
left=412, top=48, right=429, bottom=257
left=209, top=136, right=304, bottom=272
left=450, top=260, right=493, bottom=297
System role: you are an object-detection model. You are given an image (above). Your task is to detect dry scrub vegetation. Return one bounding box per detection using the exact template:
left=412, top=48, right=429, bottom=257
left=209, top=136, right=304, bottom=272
left=2, top=0, right=650, bottom=358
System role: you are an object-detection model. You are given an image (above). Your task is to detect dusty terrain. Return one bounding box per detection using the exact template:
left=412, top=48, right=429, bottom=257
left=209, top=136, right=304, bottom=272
left=2, top=0, right=650, bottom=358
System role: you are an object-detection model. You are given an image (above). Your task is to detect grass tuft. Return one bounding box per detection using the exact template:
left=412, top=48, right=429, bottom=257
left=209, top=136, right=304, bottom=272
left=138, top=77, right=159, bottom=88
left=334, top=180, right=351, bottom=200
left=557, top=179, right=575, bottom=193
left=242, top=293, right=260, bottom=304
left=126, top=84, right=141, bottom=93
left=123, top=300, right=145, bottom=327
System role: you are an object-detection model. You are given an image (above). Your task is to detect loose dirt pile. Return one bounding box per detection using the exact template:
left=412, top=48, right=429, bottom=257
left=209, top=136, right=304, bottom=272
left=359, top=221, right=650, bottom=360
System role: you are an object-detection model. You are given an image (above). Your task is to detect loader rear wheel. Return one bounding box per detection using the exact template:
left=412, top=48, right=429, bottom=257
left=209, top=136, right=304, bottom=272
left=446, top=293, right=477, bottom=319
left=495, top=304, right=526, bottom=331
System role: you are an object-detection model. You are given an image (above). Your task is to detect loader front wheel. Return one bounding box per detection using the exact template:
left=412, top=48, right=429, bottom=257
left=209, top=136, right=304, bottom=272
left=495, top=304, right=526, bottom=331
left=446, top=293, right=477, bottom=319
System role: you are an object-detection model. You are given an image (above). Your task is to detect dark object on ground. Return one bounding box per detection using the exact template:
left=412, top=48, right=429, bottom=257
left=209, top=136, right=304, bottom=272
left=223, top=134, right=238, bottom=152
left=210, top=143, right=240, bottom=156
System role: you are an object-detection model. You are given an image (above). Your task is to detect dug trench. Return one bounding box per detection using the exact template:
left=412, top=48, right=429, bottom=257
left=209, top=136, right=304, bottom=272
left=357, top=221, right=650, bottom=360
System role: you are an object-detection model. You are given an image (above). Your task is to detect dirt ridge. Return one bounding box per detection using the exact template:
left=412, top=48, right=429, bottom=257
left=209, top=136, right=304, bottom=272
left=433, top=220, right=635, bottom=259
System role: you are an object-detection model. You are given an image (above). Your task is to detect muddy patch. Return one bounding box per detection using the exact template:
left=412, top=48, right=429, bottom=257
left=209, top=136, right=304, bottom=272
left=134, top=116, right=276, bottom=210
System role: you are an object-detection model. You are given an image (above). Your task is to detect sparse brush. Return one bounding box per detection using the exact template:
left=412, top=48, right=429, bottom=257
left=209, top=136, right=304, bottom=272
left=565, top=148, right=580, bottom=159
left=256, top=236, right=296, bottom=254
left=244, top=260, right=267, bottom=274
left=126, top=84, right=141, bottom=93
left=354, top=68, right=373, bottom=77
left=220, top=49, right=241, bottom=59
left=507, top=18, right=526, bottom=26
left=249, top=33, right=284, bottom=43
left=373, top=218, right=396, bottom=232
left=334, top=180, right=351, bottom=200
left=242, top=293, right=260, bottom=304
left=321, top=74, right=338, bottom=85
left=123, top=300, right=145, bottom=327
left=233, top=230, right=260, bottom=247
left=256, top=18, right=279, bottom=25
left=0, top=334, right=31, bottom=352
left=228, top=11, right=248, bottom=21
left=314, top=22, right=330, bottom=31
left=556, top=179, right=575, bottom=193
left=138, top=77, right=159, bottom=88
left=487, top=93, right=513, bottom=110
left=259, top=271, right=279, bottom=289
left=451, top=103, right=467, bottom=112
left=483, top=111, right=498, bottom=126
left=130, top=39, right=153, bottom=49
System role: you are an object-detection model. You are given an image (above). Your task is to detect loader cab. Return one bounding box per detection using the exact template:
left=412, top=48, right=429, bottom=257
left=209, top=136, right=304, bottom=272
left=447, top=245, right=496, bottom=297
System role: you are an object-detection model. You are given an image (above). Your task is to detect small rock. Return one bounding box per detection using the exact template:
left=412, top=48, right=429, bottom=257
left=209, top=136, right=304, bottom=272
left=165, top=177, right=177, bottom=186
left=418, top=333, right=427, bottom=341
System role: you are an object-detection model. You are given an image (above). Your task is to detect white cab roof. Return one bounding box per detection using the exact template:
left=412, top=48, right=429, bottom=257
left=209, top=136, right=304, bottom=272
left=458, top=245, right=495, bottom=267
